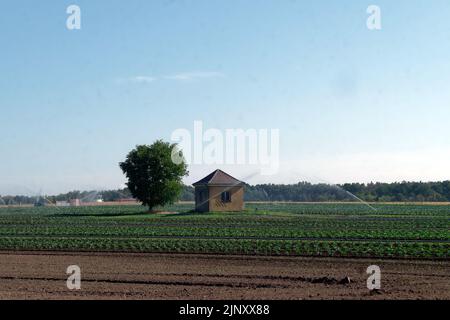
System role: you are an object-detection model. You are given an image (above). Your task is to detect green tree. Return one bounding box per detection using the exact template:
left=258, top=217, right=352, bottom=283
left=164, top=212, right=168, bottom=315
left=119, top=141, right=188, bottom=211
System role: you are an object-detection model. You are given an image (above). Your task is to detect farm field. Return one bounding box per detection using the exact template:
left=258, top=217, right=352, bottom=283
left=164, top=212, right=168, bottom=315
left=0, top=202, right=448, bottom=259
left=1, top=252, right=449, bottom=300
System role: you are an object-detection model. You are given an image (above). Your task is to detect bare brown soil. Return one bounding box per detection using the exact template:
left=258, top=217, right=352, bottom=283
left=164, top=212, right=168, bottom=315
left=0, top=251, right=448, bottom=300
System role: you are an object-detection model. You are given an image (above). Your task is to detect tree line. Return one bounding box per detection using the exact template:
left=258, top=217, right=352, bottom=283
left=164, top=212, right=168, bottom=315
left=2, top=181, right=450, bottom=205
left=242, top=181, right=450, bottom=202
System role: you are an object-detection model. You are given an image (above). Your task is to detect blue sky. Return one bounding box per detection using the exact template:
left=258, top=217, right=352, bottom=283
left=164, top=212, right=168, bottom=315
left=1, top=0, right=450, bottom=195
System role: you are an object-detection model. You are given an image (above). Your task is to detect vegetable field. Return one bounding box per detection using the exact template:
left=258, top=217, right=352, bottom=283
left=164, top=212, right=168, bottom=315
left=0, top=203, right=448, bottom=259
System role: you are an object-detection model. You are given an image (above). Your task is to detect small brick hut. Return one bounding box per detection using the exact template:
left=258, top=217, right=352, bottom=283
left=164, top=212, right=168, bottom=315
left=193, top=170, right=244, bottom=213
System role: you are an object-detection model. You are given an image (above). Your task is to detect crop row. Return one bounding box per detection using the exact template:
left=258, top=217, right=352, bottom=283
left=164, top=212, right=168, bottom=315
left=2, top=203, right=450, bottom=217
left=0, top=225, right=448, bottom=241
left=0, top=213, right=447, bottom=229
left=0, top=236, right=447, bottom=259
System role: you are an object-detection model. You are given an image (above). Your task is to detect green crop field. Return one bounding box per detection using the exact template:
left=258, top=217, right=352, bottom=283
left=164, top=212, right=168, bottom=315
left=0, top=203, right=448, bottom=259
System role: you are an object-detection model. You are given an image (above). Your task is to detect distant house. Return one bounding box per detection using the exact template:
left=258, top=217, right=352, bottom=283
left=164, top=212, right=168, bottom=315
left=55, top=201, right=70, bottom=207
left=193, top=170, right=244, bottom=213
left=70, top=199, right=81, bottom=207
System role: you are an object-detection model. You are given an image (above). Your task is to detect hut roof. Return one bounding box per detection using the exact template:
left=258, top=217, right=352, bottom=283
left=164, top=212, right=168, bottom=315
left=193, top=170, right=244, bottom=187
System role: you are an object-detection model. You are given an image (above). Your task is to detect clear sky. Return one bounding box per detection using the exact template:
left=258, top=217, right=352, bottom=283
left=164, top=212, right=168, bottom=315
left=1, top=0, right=450, bottom=195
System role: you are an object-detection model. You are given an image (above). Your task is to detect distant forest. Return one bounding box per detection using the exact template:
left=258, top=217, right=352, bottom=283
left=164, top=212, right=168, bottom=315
left=243, top=181, right=450, bottom=202
left=2, top=181, right=450, bottom=205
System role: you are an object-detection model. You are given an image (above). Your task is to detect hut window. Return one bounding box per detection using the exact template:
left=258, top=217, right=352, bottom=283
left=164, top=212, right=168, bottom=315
left=221, top=191, right=231, bottom=203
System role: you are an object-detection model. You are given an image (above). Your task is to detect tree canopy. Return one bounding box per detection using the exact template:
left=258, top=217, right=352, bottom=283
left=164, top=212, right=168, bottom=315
left=119, top=141, right=188, bottom=211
